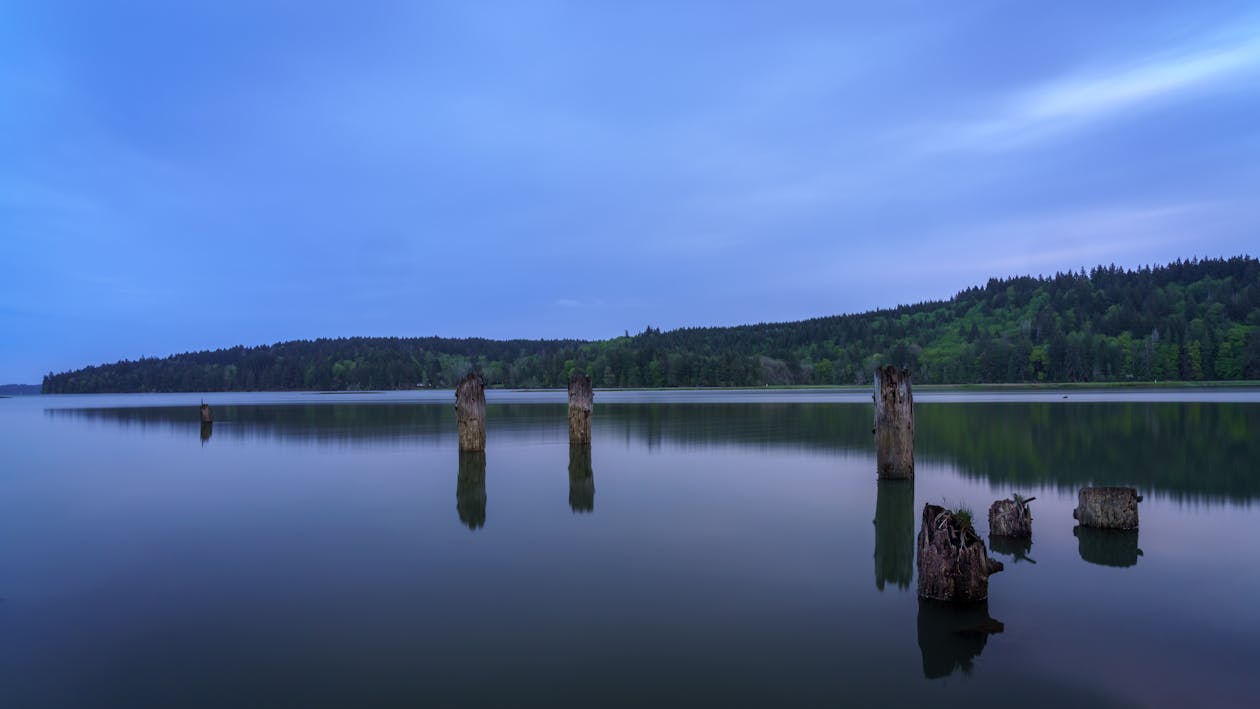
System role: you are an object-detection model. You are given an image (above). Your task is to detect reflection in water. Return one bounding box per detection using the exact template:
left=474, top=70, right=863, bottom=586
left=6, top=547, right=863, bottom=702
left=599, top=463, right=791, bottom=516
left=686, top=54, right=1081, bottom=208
left=873, top=480, right=914, bottom=590
left=199, top=422, right=213, bottom=444
left=568, top=445, right=595, bottom=513
left=1074, top=527, right=1142, bottom=567
left=456, top=451, right=487, bottom=530
left=917, top=600, right=1004, bottom=679
left=50, top=400, right=1260, bottom=503
left=989, top=535, right=1036, bottom=564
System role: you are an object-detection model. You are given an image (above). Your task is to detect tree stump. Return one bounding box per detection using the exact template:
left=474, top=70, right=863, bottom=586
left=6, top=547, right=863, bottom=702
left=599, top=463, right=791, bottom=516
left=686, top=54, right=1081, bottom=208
left=1074, top=527, right=1142, bottom=567
left=456, top=450, right=486, bottom=530
left=568, top=444, right=595, bottom=513
left=988, top=494, right=1034, bottom=538
left=917, top=504, right=1003, bottom=602
left=199, top=402, right=213, bottom=423
left=455, top=372, right=486, bottom=452
left=568, top=374, right=593, bottom=446
left=873, top=480, right=914, bottom=591
left=874, top=365, right=913, bottom=479
left=1073, top=487, right=1141, bottom=530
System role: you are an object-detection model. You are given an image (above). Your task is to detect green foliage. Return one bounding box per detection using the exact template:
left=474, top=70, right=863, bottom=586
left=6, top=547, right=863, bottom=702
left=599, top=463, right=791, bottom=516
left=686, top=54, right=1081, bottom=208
left=42, top=256, right=1260, bottom=393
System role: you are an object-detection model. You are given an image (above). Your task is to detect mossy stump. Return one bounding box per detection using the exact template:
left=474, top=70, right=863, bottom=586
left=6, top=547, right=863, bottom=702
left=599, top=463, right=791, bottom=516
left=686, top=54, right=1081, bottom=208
left=568, top=374, right=593, bottom=446
left=874, top=365, right=913, bottom=479
left=917, top=504, right=1003, bottom=603
left=455, top=372, right=486, bottom=452
left=988, top=495, right=1034, bottom=538
left=1073, top=487, right=1141, bottom=530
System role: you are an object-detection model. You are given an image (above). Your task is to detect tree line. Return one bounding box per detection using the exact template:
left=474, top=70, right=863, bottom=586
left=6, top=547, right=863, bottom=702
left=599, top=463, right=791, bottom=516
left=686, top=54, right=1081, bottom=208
left=43, top=256, right=1260, bottom=393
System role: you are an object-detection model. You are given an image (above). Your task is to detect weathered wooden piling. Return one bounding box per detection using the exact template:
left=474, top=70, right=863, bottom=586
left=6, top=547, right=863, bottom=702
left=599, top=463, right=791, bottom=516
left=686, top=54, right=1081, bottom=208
left=568, top=444, right=595, bottom=513
left=1073, top=487, right=1141, bottom=530
left=917, top=504, right=1004, bottom=603
left=456, top=450, right=487, bottom=530
left=1074, top=527, right=1142, bottom=567
left=988, top=494, right=1035, bottom=538
left=873, top=365, right=913, bottom=479
left=873, top=480, right=914, bottom=591
left=568, top=374, right=593, bottom=446
left=455, top=372, right=486, bottom=452
left=199, top=402, right=213, bottom=423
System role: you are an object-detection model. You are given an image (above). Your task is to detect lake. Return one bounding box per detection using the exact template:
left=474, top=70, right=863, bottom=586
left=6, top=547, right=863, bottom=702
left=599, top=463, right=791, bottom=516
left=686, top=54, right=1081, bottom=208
left=2, top=389, right=1258, bottom=707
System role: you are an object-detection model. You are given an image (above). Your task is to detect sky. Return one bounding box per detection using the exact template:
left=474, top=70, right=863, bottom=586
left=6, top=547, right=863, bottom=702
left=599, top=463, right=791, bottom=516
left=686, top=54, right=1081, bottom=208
left=2, top=1, right=1258, bottom=382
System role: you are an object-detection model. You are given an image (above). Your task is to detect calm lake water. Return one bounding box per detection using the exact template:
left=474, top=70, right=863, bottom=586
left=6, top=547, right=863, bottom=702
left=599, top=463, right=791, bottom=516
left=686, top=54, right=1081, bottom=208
left=2, top=389, right=1258, bottom=707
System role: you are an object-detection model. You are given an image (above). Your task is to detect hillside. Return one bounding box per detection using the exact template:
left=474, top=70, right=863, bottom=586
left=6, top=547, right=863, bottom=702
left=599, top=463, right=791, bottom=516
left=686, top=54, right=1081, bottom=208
left=42, top=256, right=1260, bottom=393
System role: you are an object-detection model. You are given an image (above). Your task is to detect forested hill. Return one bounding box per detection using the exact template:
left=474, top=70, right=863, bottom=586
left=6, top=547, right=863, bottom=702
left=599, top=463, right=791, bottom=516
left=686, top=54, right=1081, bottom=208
left=43, top=256, right=1260, bottom=393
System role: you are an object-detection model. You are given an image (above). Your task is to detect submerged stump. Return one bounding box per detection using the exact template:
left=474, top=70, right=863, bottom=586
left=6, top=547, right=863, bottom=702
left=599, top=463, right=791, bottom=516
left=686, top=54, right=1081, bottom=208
left=917, top=504, right=1003, bottom=603
left=873, top=365, right=913, bottom=479
left=455, top=372, right=486, bottom=452
left=988, top=494, right=1035, bottom=538
left=1073, top=487, right=1141, bottom=530
left=568, top=374, right=593, bottom=446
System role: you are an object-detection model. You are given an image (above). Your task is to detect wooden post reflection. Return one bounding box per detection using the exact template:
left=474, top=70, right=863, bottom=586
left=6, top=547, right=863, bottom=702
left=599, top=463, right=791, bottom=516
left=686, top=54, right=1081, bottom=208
left=568, top=444, right=594, bottom=513
left=873, top=480, right=914, bottom=591
left=456, top=450, right=487, bottom=530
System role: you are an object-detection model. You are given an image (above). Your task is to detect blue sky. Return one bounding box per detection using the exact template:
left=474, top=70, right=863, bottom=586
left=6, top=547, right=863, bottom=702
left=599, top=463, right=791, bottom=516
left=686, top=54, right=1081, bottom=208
left=3, top=1, right=1258, bottom=382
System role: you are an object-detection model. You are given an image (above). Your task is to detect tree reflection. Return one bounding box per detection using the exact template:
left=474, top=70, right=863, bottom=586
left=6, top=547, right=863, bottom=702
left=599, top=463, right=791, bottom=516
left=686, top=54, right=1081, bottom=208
left=456, top=451, right=487, bottom=530
left=1074, top=527, right=1142, bottom=567
left=917, top=600, right=1004, bottom=679
left=873, top=480, right=913, bottom=590
left=568, top=444, right=595, bottom=513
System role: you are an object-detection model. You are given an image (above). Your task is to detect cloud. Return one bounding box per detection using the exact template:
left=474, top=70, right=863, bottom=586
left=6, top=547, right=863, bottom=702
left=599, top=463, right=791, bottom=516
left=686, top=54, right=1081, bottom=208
left=928, top=31, right=1260, bottom=150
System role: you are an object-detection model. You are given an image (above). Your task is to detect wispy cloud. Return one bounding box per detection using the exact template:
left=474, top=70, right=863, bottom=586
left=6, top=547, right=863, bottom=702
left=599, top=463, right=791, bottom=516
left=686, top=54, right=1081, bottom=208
left=929, top=31, right=1260, bottom=150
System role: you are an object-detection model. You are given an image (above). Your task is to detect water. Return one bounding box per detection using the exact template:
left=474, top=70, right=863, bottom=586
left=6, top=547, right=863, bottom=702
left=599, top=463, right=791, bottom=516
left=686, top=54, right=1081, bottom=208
left=1, top=390, right=1258, bottom=707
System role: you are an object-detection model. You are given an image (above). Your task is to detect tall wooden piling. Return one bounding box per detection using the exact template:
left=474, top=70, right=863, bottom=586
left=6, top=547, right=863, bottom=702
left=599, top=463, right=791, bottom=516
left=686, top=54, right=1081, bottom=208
left=199, top=402, right=213, bottom=424
left=455, top=372, right=486, bottom=452
left=568, top=374, right=593, bottom=446
left=874, top=365, right=914, bottom=479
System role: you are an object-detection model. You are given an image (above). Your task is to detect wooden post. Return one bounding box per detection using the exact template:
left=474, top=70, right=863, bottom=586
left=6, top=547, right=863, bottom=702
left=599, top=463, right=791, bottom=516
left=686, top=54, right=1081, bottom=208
left=988, top=494, right=1035, bottom=538
left=199, top=402, right=213, bottom=423
left=456, top=451, right=487, bottom=530
left=1073, top=487, right=1141, bottom=530
left=873, top=365, right=913, bottom=479
left=916, top=504, right=1003, bottom=602
left=568, top=444, right=595, bottom=513
left=568, top=374, right=593, bottom=446
left=455, top=372, right=486, bottom=452
left=873, top=480, right=914, bottom=591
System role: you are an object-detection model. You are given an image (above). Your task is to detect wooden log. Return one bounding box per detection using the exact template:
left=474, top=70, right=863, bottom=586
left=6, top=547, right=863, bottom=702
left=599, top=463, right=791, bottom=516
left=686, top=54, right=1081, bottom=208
left=917, top=503, right=1003, bottom=602
left=1074, top=527, right=1142, bottom=567
left=199, top=402, right=213, bottom=423
left=873, top=365, right=913, bottom=479
left=917, top=599, right=1004, bottom=679
left=568, top=444, right=595, bottom=513
left=568, top=374, right=593, bottom=446
left=873, top=480, right=914, bottom=591
left=455, top=372, right=486, bottom=452
left=988, top=494, right=1035, bottom=538
left=1073, top=486, right=1141, bottom=530
left=456, top=450, right=487, bottom=530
